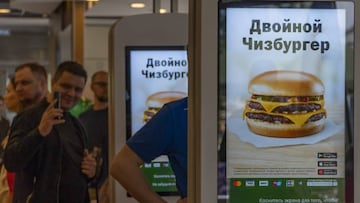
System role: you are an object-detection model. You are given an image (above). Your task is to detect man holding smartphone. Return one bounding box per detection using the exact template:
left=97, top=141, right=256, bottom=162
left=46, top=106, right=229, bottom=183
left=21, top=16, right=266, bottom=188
left=4, top=61, right=97, bottom=203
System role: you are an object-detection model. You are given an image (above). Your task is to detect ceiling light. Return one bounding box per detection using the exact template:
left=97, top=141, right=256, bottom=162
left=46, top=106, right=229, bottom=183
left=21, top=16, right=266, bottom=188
left=130, top=3, right=146, bottom=9
left=0, top=9, right=10, bottom=14
left=0, top=29, right=10, bottom=36
left=159, top=9, right=167, bottom=14
left=87, top=0, right=99, bottom=2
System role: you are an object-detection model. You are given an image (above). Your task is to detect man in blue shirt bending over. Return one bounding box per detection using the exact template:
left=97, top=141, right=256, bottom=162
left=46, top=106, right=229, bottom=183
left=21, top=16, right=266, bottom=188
left=110, top=97, right=187, bottom=203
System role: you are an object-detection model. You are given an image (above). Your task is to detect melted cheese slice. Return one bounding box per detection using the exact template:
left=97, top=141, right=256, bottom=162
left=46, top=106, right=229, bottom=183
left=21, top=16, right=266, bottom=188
left=243, top=99, right=326, bottom=127
left=253, top=99, right=324, bottom=113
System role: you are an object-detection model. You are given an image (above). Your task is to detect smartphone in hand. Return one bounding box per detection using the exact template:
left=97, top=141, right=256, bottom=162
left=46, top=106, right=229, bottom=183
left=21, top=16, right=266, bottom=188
left=53, top=92, right=62, bottom=120
left=54, top=92, right=61, bottom=109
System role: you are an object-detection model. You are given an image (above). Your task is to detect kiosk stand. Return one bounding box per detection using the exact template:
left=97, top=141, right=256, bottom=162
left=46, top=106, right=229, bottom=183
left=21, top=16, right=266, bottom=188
left=188, top=0, right=359, bottom=202
left=108, top=13, right=188, bottom=203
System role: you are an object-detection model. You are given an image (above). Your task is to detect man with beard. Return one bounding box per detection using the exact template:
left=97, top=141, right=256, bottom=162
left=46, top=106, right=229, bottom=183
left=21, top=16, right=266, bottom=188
left=79, top=71, right=109, bottom=203
left=2, top=63, right=48, bottom=203
left=13, top=63, right=48, bottom=109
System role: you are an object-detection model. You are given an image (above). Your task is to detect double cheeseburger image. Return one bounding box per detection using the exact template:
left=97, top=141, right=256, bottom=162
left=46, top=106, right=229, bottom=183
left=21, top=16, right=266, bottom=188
left=243, top=70, right=327, bottom=138
left=143, top=91, right=187, bottom=123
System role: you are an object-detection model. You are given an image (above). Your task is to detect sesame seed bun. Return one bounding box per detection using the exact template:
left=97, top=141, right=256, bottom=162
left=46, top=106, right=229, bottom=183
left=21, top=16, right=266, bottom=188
left=243, top=70, right=326, bottom=138
left=249, top=70, right=324, bottom=96
left=146, top=91, right=187, bottom=108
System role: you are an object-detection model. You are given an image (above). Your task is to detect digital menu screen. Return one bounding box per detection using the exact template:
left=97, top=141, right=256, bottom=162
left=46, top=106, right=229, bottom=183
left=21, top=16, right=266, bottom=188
left=125, top=46, right=188, bottom=195
left=218, top=1, right=354, bottom=202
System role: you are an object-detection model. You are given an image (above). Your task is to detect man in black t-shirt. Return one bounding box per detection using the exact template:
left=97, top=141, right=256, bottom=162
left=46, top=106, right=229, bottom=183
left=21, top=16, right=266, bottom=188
left=79, top=71, right=109, bottom=203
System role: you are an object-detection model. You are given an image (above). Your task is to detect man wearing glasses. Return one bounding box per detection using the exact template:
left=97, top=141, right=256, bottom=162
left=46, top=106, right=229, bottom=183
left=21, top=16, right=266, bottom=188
left=79, top=71, right=109, bottom=203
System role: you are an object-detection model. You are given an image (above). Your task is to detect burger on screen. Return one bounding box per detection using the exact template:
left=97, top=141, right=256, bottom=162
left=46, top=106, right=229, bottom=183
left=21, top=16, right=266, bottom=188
left=143, top=91, right=187, bottom=123
left=242, top=70, right=327, bottom=138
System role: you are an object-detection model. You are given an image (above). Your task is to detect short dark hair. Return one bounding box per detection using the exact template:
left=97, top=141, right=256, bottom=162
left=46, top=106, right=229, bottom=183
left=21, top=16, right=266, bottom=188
left=54, top=61, right=87, bottom=82
left=15, top=62, right=47, bottom=81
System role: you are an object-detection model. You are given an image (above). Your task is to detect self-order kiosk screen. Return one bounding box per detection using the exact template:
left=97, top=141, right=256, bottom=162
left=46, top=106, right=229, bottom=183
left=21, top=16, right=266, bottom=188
left=125, top=46, right=188, bottom=195
left=218, top=1, right=354, bottom=202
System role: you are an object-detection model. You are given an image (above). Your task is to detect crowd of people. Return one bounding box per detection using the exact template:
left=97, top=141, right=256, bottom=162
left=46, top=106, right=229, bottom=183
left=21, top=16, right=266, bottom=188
left=0, top=61, right=188, bottom=203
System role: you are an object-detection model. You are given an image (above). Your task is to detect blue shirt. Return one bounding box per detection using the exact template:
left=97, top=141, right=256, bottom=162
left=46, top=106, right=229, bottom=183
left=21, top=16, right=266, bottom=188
left=127, top=97, right=188, bottom=198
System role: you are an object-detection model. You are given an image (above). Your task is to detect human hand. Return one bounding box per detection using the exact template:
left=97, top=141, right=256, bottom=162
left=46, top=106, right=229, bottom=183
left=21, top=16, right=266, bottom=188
left=176, top=197, right=187, bottom=203
left=81, top=149, right=97, bottom=178
left=38, top=100, right=64, bottom=137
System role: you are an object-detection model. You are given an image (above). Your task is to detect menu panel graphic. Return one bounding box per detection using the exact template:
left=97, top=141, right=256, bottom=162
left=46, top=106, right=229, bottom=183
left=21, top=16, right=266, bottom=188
left=126, top=46, right=188, bottom=195
left=218, top=2, right=354, bottom=202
